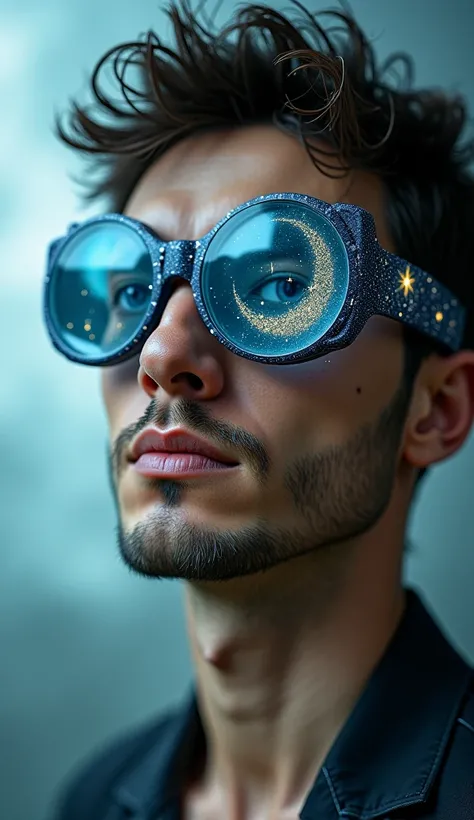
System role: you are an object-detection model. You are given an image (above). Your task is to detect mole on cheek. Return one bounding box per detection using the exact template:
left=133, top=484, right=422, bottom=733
left=356, top=387, right=362, bottom=394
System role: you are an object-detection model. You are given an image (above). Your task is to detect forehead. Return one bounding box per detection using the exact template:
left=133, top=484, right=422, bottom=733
left=124, top=124, right=394, bottom=252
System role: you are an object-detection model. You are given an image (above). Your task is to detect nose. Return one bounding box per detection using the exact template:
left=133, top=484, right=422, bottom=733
left=137, top=280, right=226, bottom=400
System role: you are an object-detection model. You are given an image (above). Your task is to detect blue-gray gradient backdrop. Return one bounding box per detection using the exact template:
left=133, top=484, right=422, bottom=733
left=1, top=1, right=473, bottom=819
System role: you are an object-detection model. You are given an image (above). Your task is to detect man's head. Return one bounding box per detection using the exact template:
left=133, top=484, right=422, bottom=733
left=55, top=1, right=474, bottom=583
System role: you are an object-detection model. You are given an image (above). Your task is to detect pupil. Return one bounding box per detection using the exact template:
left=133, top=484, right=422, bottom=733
left=281, top=278, right=297, bottom=298
left=124, top=285, right=146, bottom=307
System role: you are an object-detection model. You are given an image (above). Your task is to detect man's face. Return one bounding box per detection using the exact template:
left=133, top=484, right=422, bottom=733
left=102, top=125, right=410, bottom=582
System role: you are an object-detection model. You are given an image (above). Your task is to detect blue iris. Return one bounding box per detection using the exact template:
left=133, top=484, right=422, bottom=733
left=250, top=274, right=306, bottom=304
left=113, top=282, right=150, bottom=313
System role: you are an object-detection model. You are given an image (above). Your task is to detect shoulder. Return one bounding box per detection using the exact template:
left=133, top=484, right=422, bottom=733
left=435, top=672, right=474, bottom=816
left=447, top=671, right=474, bottom=762
left=50, top=708, right=178, bottom=820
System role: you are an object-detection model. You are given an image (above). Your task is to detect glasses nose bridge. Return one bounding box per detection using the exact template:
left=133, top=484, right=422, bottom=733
left=159, top=240, right=198, bottom=290
left=142, top=238, right=201, bottom=344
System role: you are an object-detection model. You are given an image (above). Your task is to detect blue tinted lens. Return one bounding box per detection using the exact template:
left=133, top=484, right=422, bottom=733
left=201, top=200, right=350, bottom=357
left=48, top=221, right=153, bottom=359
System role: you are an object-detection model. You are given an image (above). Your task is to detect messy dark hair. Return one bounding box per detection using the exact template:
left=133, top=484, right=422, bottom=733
left=56, top=0, right=474, bottom=488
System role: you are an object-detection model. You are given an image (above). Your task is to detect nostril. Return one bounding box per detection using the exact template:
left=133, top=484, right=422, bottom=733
left=187, top=373, right=204, bottom=390
left=173, top=372, right=204, bottom=390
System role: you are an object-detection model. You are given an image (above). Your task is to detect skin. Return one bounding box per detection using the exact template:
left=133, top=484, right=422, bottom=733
left=101, top=125, right=474, bottom=820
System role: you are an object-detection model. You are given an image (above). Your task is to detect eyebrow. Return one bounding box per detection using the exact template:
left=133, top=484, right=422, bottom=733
left=130, top=195, right=259, bottom=243
left=127, top=207, right=221, bottom=243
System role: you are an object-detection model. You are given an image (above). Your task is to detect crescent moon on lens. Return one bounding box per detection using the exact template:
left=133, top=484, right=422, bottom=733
left=232, top=216, right=335, bottom=338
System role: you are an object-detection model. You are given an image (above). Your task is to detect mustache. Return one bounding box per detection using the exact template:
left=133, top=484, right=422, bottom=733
left=112, top=397, right=270, bottom=481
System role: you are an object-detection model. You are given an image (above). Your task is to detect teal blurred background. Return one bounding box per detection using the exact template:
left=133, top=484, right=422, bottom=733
left=1, top=1, right=473, bottom=818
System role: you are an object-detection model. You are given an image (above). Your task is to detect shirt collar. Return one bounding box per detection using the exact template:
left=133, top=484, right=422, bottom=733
left=112, top=588, right=473, bottom=819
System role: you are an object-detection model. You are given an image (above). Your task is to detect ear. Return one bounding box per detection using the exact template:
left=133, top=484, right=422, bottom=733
left=403, top=350, right=474, bottom=470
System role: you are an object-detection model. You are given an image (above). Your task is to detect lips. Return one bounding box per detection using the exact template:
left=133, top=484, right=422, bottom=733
left=128, top=428, right=239, bottom=466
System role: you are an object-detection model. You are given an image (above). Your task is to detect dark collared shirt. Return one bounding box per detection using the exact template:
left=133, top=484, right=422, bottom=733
left=53, top=588, right=474, bottom=819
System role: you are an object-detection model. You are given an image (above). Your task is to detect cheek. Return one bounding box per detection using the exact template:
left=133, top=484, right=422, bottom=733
left=101, top=355, right=142, bottom=433
left=321, top=324, right=403, bottom=416
left=243, top=319, right=404, bottom=451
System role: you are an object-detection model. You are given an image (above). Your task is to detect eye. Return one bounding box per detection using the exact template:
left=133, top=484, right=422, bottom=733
left=249, top=274, right=306, bottom=304
left=112, top=282, right=151, bottom=313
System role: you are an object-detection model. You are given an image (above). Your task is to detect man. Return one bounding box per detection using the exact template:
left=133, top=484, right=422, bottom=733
left=45, top=1, right=474, bottom=818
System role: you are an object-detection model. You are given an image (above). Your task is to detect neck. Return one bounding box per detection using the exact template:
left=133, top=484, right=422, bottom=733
left=183, top=498, right=409, bottom=819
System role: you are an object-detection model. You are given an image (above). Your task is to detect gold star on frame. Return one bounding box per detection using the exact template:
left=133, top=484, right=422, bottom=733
left=398, top=265, right=415, bottom=298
